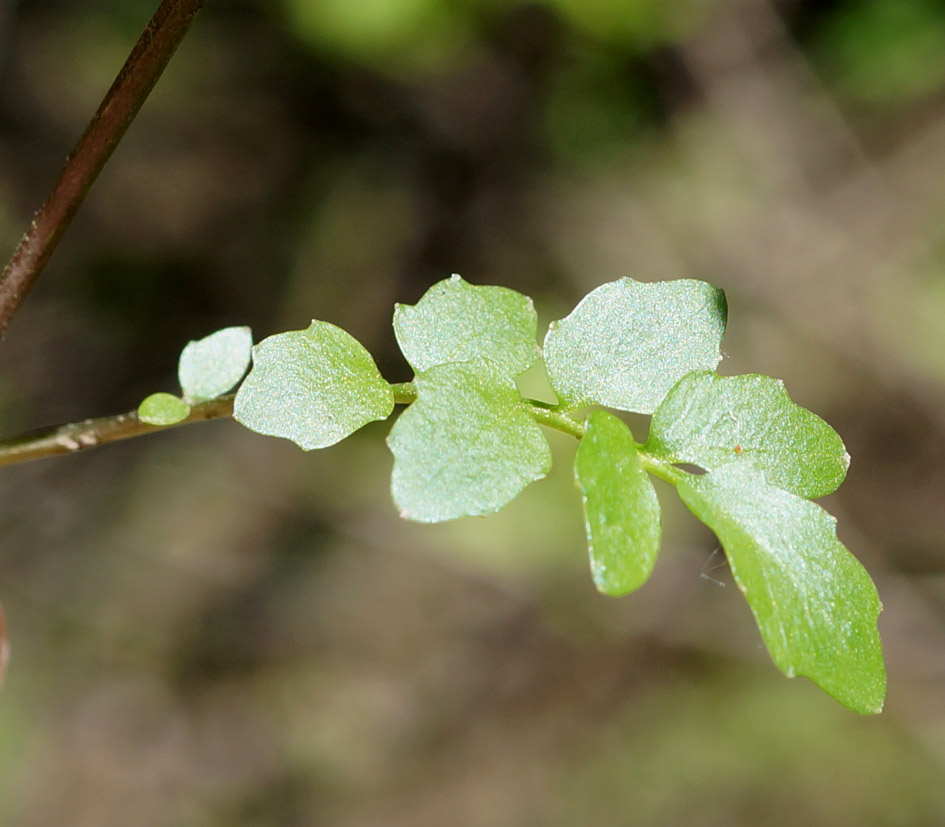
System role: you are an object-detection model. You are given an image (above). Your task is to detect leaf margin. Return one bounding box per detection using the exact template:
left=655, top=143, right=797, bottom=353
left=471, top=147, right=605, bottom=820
left=387, top=358, right=552, bottom=523
left=574, top=409, right=662, bottom=596
left=543, top=277, right=728, bottom=414
left=645, top=370, right=850, bottom=498
left=233, top=320, right=394, bottom=450
left=676, top=462, right=886, bottom=715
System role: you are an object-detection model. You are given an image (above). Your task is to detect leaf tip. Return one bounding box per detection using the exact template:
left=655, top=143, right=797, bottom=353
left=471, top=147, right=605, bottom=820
left=178, top=325, right=254, bottom=402
left=591, top=566, right=638, bottom=598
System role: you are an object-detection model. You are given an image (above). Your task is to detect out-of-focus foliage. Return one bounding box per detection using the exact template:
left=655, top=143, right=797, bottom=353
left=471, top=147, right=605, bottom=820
left=810, top=0, right=945, bottom=107
left=284, top=0, right=470, bottom=74
left=540, top=0, right=711, bottom=45
left=282, top=0, right=710, bottom=74
left=559, top=676, right=945, bottom=826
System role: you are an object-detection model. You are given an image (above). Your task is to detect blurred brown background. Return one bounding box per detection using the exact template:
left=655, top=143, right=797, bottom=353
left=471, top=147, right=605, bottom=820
left=1, top=0, right=945, bottom=823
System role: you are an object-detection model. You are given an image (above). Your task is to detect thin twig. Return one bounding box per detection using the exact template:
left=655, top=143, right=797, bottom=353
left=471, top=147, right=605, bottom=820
left=0, top=0, right=206, bottom=340
left=0, top=395, right=234, bottom=468
left=0, top=382, right=428, bottom=469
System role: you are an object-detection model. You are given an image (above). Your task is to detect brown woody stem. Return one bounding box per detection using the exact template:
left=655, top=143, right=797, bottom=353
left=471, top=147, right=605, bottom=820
left=0, top=0, right=206, bottom=340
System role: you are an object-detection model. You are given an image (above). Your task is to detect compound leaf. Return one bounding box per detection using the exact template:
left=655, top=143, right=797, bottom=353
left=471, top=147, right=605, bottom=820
left=394, top=274, right=540, bottom=377
left=138, top=392, right=191, bottom=426
left=676, top=463, right=885, bottom=715
left=646, top=372, right=849, bottom=498
left=388, top=359, right=551, bottom=522
left=178, top=326, right=253, bottom=402
left=575, top=410, right=661, bottom=596
left=544, top=278, right=727, bottom=413
left=234, top=321, right=394, bottom=450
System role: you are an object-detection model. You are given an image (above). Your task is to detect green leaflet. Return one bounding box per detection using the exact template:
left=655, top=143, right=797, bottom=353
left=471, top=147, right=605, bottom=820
left=234, top=321, right=394, bottom=450
left=178, top=326, right=253, bottom=403
left=388, top=360, right=551, bottom=522
left=646, top=372, right=849, bottom=498
left=394, top=275, right=540, bottom=377
left=137, top=392, right=191, bottom=426
left=543, top=278, right=727, bottom=414
left=676, top=463, right=885, bottom=715
left=136, top=326, right=253, bottom=426
left=575, top=410, right=661, bottom=596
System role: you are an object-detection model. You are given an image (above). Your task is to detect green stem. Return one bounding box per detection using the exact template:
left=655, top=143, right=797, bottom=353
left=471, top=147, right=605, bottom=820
left=0, top=380, right=688, bottom=479
left=525, top=402, right=585, bottom=439
left=392, top=380, right=585, bottom=439
left=0, top=395, right=234, bottom=468
left=638, top=451, right=687, bottom=487
left=391, top=382, right=417, bottom=405
left=0, top=0, right=206, bottom=341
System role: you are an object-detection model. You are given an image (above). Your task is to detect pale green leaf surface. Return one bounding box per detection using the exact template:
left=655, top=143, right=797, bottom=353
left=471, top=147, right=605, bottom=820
left=138, top=393, right=191, bottom=426
left=178, top=326, right=253, bottom=402
left=646, top=372, right=849, bottom=498
left=394, top=275, right=540, bottom=376
left=575, top=410, right=661, bottom=596
left=388, top=360, right=551, bottom=522
left=543, top=278, right=727, bottom=413
left=233, top=321, right=394, bottom=450
left=677, top=463, right=885, bottom=714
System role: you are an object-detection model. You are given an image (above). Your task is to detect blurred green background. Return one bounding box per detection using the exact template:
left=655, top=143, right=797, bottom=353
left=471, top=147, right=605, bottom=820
left=2, top=0, right=945, bottom=823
